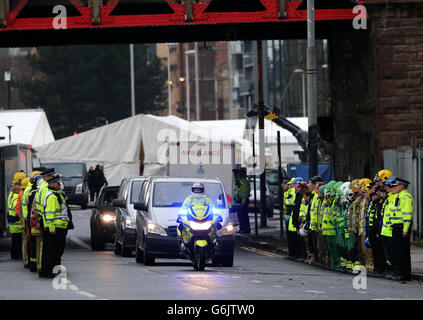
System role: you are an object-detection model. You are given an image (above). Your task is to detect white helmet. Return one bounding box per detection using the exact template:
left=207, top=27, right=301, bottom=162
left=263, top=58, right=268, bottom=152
left=340, top=182, right=351, bottom=194
left=299, top=225, right=309, bottom=237
left=191, top=182, right=205, bottom=195
left=340, top=182, right=351, bottom=204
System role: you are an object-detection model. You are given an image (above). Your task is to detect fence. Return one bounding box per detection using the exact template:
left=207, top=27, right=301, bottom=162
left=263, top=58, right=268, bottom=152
left=384, top=146, right=423, bottom=238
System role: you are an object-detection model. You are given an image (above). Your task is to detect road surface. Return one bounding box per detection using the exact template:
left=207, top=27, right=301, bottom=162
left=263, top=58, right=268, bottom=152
left=0, top=208, right=422, bottom=300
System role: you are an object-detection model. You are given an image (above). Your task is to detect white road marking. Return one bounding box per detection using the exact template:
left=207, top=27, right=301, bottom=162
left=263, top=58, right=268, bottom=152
left=252, top=280, right=262, bottom=283
left=78, top=291, right=97, bottom=298
left=306, top=290, right=325, bottom=294
left=68, top=284, right=79, bottom=291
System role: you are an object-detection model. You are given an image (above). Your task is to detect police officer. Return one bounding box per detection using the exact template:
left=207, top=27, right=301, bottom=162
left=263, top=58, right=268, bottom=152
left=287, top=180, right=307, bottom=259
left=35, top=168, right=56, bottom=274
left=233, top=168, right=250, bottom=234
left=385, top=176, right=413, bottom=281
left=8, top=171, right=27, bottom=259
left=40, top=174, right=69, bottom=278
left=366, top=184, right=386, bottom=275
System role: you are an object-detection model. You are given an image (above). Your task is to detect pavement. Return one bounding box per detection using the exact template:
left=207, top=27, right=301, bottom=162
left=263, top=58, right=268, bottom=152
left=234, top=211, right=423, bottom=281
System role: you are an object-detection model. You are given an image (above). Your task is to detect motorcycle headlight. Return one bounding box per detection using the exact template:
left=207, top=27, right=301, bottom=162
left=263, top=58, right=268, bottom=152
left=75, top=183, right=83, bottom=194
left=102, top=214, right=115, bottom=223
left=189, top=221, right=212, bottom=231
left=147, top=223, right=167, bottom=236
left=125, top=217, right=136, bottom=229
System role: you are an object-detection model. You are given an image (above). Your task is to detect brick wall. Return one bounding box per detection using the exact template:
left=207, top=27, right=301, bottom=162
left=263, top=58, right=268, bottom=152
left=370, top=2, right=423, bottom=151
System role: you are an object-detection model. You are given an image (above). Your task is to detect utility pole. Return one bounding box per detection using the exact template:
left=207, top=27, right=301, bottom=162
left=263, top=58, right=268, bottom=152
left=307, top=0, right=318, bottom=178
left=257, top=40, right=267, bottom=228
left=130, top=44, right=135, bottom=117
left=194, top=42, right=200, bottom=121
left=167, top=44, right=172, bottom=115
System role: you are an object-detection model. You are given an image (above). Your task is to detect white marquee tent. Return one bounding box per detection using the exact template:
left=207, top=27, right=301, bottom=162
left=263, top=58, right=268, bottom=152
left=0, top=109, right=55, bottom=147
left=36, top=114, right=306, bottom=185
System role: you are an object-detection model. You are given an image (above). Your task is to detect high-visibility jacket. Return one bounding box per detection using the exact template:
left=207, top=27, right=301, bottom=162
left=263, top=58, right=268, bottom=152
left=7, top=191, right=22, bottom=234
left=322, top=198, right=336, bottom=236
left=35, top=181, right=49, bottom=227
left=285, top=187, right=296, bottom=206
left=316, top=197, right=325, bottom=231
left=233, top=178, right=250, bottom=205
left=309, top=192, right=320, bottom=231
left=21, top=182, right=33, bottom=220
left=44, top=190, right=69, bottom=232
left=16, top=189, right=24, bottom=222
left=381, top=193, right=398, bottom=237
left=288, top=192, right=302, bottom=232
left=390, top=189, right=414, bottom=233
left=183, top=195, right=212, bottom=208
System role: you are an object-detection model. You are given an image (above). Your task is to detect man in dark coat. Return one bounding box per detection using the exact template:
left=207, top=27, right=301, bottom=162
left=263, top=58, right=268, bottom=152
left=87, top=166, right=96, bottom=202
left=94, top=165, right=108, bottom=198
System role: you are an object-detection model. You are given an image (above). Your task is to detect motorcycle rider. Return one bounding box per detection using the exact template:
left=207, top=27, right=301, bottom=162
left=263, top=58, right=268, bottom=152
left=182, top=183, right=212, bottom=209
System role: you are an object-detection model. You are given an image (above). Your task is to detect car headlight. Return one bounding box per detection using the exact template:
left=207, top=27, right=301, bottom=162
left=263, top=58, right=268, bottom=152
left=147, top=223, right=167, bottom=236
left=189, top=221, right=212, bottom=231
left=102, top=214, right=115, bottom=223
left=75, top=183, right=83, bottom=194
left=219, top=223, right=235, bottom=236
left=125, top=217, right=136, bottom=229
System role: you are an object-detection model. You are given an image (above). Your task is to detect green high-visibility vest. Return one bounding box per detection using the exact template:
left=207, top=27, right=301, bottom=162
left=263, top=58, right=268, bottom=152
left=381, top=193, right=398, bottom=237
left=322, top=199, right=336, bottom=236
left=8, top=191, right=22, bottom=234
left=44, top=190, right=69, bottom=232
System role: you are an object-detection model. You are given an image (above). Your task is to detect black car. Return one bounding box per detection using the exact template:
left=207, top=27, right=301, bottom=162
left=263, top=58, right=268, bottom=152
left=42, top=161, right=89, bottom=208
left=90, top=185, right=119, bottom=250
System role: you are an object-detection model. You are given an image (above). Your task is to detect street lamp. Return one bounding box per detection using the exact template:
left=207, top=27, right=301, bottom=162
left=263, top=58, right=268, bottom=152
left=294, top=68, right=306, bottom=117
left=4, top=71, right=11, bottom=110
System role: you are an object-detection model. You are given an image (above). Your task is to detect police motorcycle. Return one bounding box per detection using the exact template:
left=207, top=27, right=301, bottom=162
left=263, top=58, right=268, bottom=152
left=177, top=183, right=223, bottom=271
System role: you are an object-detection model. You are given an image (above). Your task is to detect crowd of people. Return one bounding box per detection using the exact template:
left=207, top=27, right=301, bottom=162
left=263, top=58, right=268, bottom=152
left=7, top=168, right=73, bottom=278
left=282, top=170, right=414, bottom=281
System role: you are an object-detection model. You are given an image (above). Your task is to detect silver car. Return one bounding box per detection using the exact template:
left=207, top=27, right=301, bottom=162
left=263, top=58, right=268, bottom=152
left=112, top=176, right=147, bottom=257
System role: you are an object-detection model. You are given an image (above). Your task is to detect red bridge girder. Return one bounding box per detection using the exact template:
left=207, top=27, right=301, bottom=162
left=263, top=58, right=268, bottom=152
left=0, top=0, right=367, bottom=47
left=2, top=0, right=358, bottom=31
